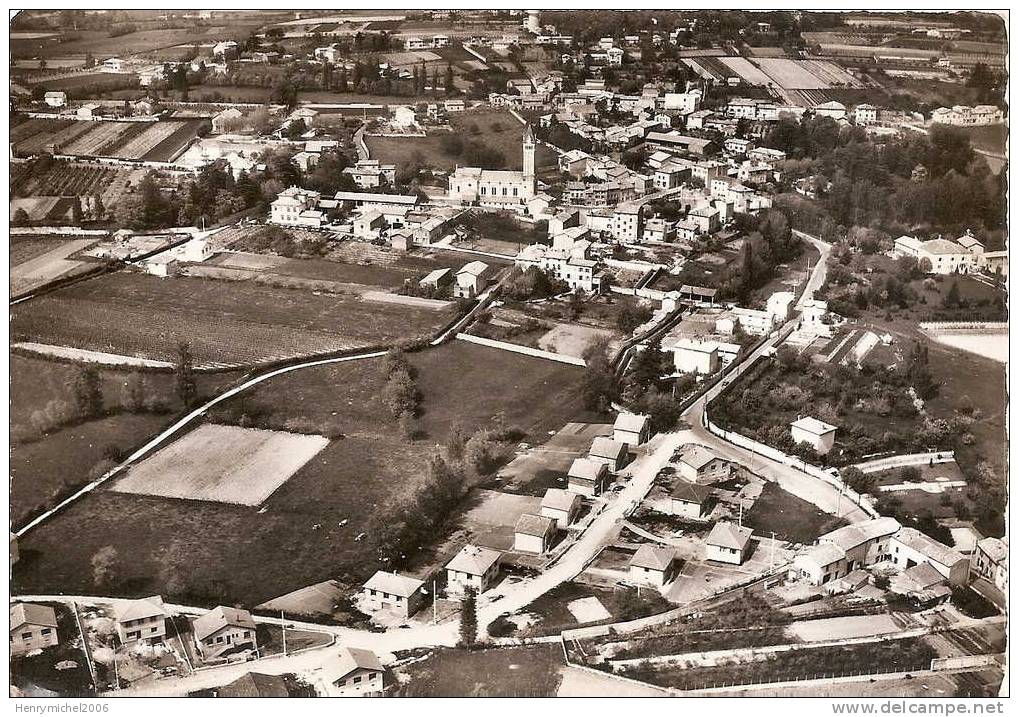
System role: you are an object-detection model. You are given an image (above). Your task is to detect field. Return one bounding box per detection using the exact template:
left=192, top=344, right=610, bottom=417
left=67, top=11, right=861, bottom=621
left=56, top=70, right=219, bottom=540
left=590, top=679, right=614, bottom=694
left=717, top=56, right=775, bottom=86
left=112, top=424, right=330, bottom=506
left=10, top=272, right=455, bottom=368
left=366, top=109, right=558, bottom=172
left=9, top=237, right=97, bottom=296
left=745, top=483, right=848, bottom=544
left=12, top=119, right=206, bottom=163
left=11, top=160, right=148, bottom=208
left=11, top=26, right=246, bottom=60
left=754, top=58, right=866, bottom=89
left=13, top=342, right=592, bottom=606
left=396, top=646, right=565, bottom=697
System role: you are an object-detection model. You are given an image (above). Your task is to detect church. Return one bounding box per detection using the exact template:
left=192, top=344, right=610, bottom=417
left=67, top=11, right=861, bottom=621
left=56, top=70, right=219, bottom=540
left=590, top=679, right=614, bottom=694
left=447, top=124, right=537, bottom=209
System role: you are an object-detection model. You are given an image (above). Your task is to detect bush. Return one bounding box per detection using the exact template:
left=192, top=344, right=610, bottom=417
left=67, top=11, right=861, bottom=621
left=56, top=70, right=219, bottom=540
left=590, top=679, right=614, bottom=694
left=900, top=465, right=922, bottom=483
left=487, top=614, right=517, bottom=638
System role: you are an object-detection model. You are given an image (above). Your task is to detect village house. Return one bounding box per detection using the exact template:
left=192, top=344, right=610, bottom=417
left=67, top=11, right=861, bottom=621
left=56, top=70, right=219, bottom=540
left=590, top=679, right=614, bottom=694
left=43, top=91, right=67, bottom=108
left=114, top=595, right=167, bottom=644
left=794, top=517, right=902, bottom=585
left=589, top=436, right=628, bottom=471
left=705, top=522, right=753, bottom=565
left=667, top=338, right=720, bottom=375
left=333, top=647, right=386, bottom=697
left=629, top=545, right=678, bottom=588
left=211, top=107, right=244, bottom=134
left=889, top=528, right=969, bottom=586
left=76, top=103, right=101, bottom=120
left=453, top=260, right=491, bottom=299
left=445, top=544, right=502, bottom=596
left=362, top=571, right=425, bottom=618
left=133, top=96, right=161, bottom=116
left=420, top=267, right=453, bottom=292
left=541, top=488, right=582, bottom=529
left=10, top=603, right=59, bottom=655
left=613, top=412, right=651, bottom=446
left=665, top=480, right=713, bottom=519
left=790, top=416, right=838, bottom=455
left=567, top=457, right=611, bottom=497
left=893, top=563, right=953, bottom=608
left=217, top=672, right=290, bottom=698
left=343, top=159, right=397, bottom=189
left=894, top=235, right=977, bottom=275
left=676, top=445, right=731, bottom=485
left=270, top=186, right=323, bottom=227
left=972, top=536, right=1008, bottom=592
left=514, top=514, right=557, bottom=554
left=192, top=606, right=258, bottom=660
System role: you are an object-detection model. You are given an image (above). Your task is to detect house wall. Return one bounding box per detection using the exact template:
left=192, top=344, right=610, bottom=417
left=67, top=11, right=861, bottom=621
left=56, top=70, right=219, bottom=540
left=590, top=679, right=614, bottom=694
left=10, top=624, right=58, bottom=655
left=363, top=589, right=422, bottom=618
left=705, top=542, right=746, bottom=565
left=613, top=427, right=648, bottom=446
left=890, top=540, right=969, bottom=586
left=666, top=498, right=704, bottom=520
left=568, top=476, right=601, bottom=498
left=514, top=532, right=549, bottom=554
left=446, top=564, right=499, bottom=596
left=629, top=564, right=668, bottom=588
left=117, top=615, right=166, bottom=643
left=199, top=625, right=256, bottom=658
left=791, top=426, right=835, bottom=455
left=335, top=668, right=385, bottom=696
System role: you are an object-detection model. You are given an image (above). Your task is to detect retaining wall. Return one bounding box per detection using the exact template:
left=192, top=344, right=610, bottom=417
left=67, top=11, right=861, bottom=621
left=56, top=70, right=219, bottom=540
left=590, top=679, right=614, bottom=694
left=455, top=333, right=586, bottom=366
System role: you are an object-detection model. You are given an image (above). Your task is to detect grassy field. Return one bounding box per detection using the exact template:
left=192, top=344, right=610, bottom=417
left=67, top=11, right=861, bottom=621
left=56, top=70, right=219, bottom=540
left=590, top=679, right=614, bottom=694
left=366, top=109, right=558, bottom=172
left=13, top=342, right=593, bottom=606
left=12, top=26, right=246, bottom=59
left=397, top=645, right=565, bottom=697
left=10, top=272, right=455, bottom=367
left=745, top=482, right=848, bottom=544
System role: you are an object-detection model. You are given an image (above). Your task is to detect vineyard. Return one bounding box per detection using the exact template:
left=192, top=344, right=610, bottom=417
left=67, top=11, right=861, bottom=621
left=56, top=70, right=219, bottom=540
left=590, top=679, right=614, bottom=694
left=10, top=273, right=455, bottom=368
left=12, top=119, right=207, bottom=162
left=11, top=160, right=148, bottom=210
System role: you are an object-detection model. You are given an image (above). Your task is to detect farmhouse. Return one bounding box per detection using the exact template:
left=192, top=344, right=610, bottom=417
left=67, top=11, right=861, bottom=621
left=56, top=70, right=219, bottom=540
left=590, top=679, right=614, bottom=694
left=114, top=595, right=167, bottom=644
left=541, top=488, right=582, bottom=529
left=705, top=522, right=753, bottom=565
left=343, top=159, right=397, bottom=189
left=334, top=647, right=386, bottom=697
left=211, top=108, right=244, bottom=134
left=790, top=416, right=837, bottom=455
left=514, top=514, right=557, bottom=554
left=445, top=544, right=502, bottom=596
left=613, top=412, right=651, bottom=446
left=800, top=517, right=902, bottom=584
left=645, top=131, right=717, bottom=157
left=270, top=186, right=324, bottom=227
left=629, top=545, right=678, bottom=588
left=10, top=603, right=59, bottom=655
left=589, top=436, right=628, bottom=471
left=813, top=101, right=847, bottom=120
left=665, top=480, right=713, bottom=519
left=218, top=672, right=290, bottom=698
left=792, top=542, right=851, bottom=586
left=567, top=457, right=610, bottom=497
left=420, top=268, right=453, bottom=291
left=889, top=528, right=969, bottom=586
left=930, top=105, right=1003, bottom=126
left=76, top=103, right=101, bottom=120
left=894, top=235, right=977, bottom=275
left=448, top=125, right=537, bottom=210
left=192, top=606, right=257, bottom=660
left=676, top=445, right=731, bottom=485
left=362, top=571, right=425, bottom=618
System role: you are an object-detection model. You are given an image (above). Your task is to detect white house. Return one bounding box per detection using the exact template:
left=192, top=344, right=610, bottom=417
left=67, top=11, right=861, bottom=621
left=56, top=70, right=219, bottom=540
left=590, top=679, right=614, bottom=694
left=43, top=91, right=67, bottom=108
left=567, top=457, right=610, bottom=497
left=676, top=445, right=730, bottom=485
left=972, top=536, right=1008, bottom=592
left=114, top=595, right=167, bottom=644
left=589, top=436, right=628, bottom=471
left=613, top=413, right=651, bottom=446
left=790, top=416, right=837, bottom=455
left=814, top=100, right=847, bottom=120
left=270, top=186, right=323, bottom=227
left=541, top=488, right=582, bottom=529
left=889, top=528, right=970, bottom=586
left=333, top=647, right=386, bottom=696
left=445, top=544, right=502, bottom=596
left=454, top=260, right=491, bottom=298
left=665, top=480, right=713, bottom=519
left=705, top=522, right=753, bottom=565
left=895, top=235, right=978, bottom=275
left=514, top=514, right=557, bottom=554
left=667, top=338, right=720, bottom=374
left=362, top=571, right=425, bottom=618
left=767, top=291, right=795, bottom=322
left=10, top=603, right=59, bottom=655
left=192, top=606, right=257, bottom=660
left=628, top=545, right=678, bottom=588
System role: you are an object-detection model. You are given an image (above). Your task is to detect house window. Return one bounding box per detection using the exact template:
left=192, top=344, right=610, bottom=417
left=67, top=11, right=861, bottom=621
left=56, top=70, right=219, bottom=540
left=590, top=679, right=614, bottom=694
left=481, top=187, right=487, bottom=195
left=21, top=632, right=32, bottom=640
left=354, top=675, right=363, bottom=684
left=41, top=628, right=52, bottom=636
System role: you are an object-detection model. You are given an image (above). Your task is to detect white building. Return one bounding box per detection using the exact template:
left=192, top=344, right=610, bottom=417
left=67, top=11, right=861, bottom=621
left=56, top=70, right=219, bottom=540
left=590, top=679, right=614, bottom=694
left=613, top=412, right=651, bottom=446
left=930, top=105, right=1003, bottom=126
left=629, top=545, right=678, bottom=588
left=43, top=91, right=67, bottom=108
left=676, top=445, right=730, bottom=485
left=454, top=261, right=491, bottom=298
left=972, top=537, right=1008, bottom=592
left=705, top=522, right=753, bottom=565
left=445, top=544, right=502, bottom=596
left=514, top=514, right=557, bottom=554
left=270, top=186, right=323, bottom=227
left=114, top=595, right=167, bottom=644
left=894, top=235, right=978, bottom=275
left=890, top=528, right=970, bottom=586
left=333, top=647, right=386, bottom=697
left=541, top=488, right=582, bottom=529
left=667, top=338, right=720, bottom=374
left=790, top=416, right=837, bottom=455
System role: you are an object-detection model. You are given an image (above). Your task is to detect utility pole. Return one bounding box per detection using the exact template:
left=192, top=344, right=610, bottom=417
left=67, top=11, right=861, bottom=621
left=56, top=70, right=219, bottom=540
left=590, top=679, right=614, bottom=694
left=738, top=500, right=743, bottom=528
left=432, top=579, right=437, bottom=625
left=770, top=531, right=777, bottom=569
left=281, top=610, right=287, bottom=656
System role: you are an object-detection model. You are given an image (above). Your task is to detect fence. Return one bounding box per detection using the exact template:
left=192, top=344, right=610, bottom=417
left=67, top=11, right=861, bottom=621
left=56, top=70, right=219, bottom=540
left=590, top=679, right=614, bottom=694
left=681, top=662, right=934, bottom=693
left=931, top=654, right=1003, bottom=671
left=455, top=333, right=586, bottom=366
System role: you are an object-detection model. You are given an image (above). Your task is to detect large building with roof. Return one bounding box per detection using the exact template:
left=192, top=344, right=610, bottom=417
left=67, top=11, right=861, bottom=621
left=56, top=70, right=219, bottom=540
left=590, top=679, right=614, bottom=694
left=972, top=536, right=1008, bottom=592
left=705, top=521, right=754, bottom=565
left=193, top=605, right=258, bottom=659
left=890, top=527, right=969, bottom=586
left=629, top=545, right=678, bottom=587
left=10, top=603, right=59, bottom=655
left=445, top=544, right=502, bottom=596
left=114, top=595, right=167, bottom=644
left=448, top=125, right=537, bottom=210
left=894, top=235, right=979, bottom=275
left=362, top=571, right=425, bottom=618
left=790, top=416, right=838, bottom=455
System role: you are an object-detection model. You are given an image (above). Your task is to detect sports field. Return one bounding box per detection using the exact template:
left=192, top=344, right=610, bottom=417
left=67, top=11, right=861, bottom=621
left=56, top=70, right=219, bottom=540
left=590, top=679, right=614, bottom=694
left=112, top=424, right=328, bottom=506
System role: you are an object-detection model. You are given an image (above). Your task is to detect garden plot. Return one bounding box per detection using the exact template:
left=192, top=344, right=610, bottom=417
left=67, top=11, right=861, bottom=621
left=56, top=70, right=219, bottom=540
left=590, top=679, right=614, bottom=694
left=111, top=424, right=329, bottom=506
left=717, top=56, right=775, bottom=86
left=62, top=122, right=134, bottom=156
left=800, top=59, right=865, bottom=87
left=756, top=58, right=866, bottom=90
left=18, top=120, right=96, bottom=155
left=112, top=122, right=182, bottom=160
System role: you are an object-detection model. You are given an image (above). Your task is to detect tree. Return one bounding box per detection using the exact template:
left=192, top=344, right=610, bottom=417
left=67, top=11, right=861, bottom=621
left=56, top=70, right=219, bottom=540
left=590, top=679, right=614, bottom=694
left=122, top=372, right=146, bottom=412
left=12, top=208, right=31, bottom=226
left=459, top=587, right=478, bottom=649
left=444, top=64, right=455, bottom=94
left=900, top=465, right=922, bottom=483
left=175, top=341, right=197, bottom=408
left=91, top=545, right=119, bottom=589
left=73, top=367, right=103, bottom=419
left=581, top=339, right=619, bottom=411
left=840, top=465, right=875, bottom=495
left=447, top=421, right=469, bottom=461
left=943, top=281, right=961, bottom=309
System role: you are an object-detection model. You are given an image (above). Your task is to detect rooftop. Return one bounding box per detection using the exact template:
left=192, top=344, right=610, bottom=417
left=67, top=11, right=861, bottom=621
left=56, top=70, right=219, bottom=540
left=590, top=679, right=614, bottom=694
left=542, top=487, right=581, bottom=513
left=515, top=513, right=555, bottom=537
left=678, top=444, right=721, bottom=470
left=569, top=457, right=608, bottom=482
left=193, top=605, right=256, bottom=642
left=11, top=603, right=58, bottom=631
left=114, top=595, right=166, bottom=623
left=445, top=544, right=501, bottom=576
left=791, top=416, right=837, bottom=435
left=363, top=570, right=424, bottom=598
left=590, top=436, right=627, bottom=461
left=613, top=412, right=650, bottom=434
left=630, top=545, right=676, bottom=571
left=706, top=521, right=753, bottom=550
left=820, top=517, right=901, bottom=552
left=335, top=647, right=384, bottom=681
left=893, top=527, right=967, bottom=568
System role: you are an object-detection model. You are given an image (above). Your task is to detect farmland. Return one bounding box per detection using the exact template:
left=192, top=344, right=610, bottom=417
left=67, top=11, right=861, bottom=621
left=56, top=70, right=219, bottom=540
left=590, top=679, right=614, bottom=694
left=112, top=424, right=329, bottom=505
left=9, top=236, right=98, bottom=296
left=11, top=160, right=147, bottom=207
left=13, top=342, right=594, bottom=606
left=11, top=118, right=206, bottom=162
left=10, top=272, right=457, bottom=368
